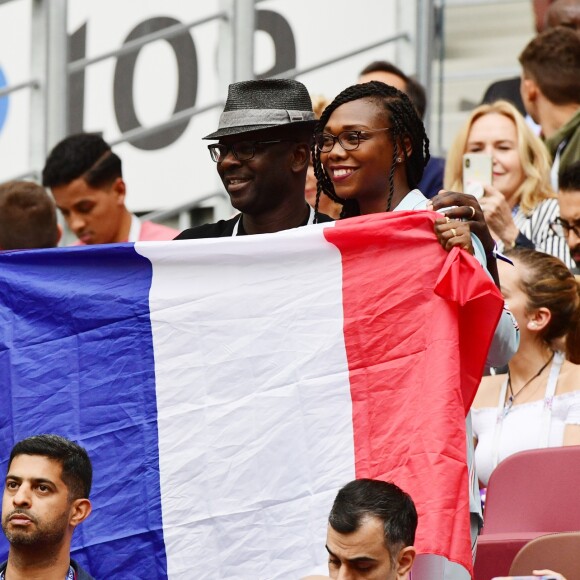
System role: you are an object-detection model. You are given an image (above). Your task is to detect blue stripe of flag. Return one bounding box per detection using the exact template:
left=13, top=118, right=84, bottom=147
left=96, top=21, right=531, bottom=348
left=0, top=244, right=168, bottom=578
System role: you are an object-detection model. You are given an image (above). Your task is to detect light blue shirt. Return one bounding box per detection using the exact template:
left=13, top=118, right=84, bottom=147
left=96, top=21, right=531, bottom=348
left=393, top=189, right=488, bottom=269
left=393, top=189, right=520, bottom=560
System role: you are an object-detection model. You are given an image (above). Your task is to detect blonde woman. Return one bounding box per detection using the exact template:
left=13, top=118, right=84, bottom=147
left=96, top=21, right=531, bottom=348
left=445, top=100, right=572, bottom=268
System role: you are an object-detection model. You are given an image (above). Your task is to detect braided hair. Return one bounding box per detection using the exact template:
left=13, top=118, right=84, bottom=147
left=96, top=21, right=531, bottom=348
left=312, top=81, right=430, bottom=219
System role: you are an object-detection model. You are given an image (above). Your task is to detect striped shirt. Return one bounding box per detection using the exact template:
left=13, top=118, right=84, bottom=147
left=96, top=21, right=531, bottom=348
left=512, top=198, right=573, bottom=268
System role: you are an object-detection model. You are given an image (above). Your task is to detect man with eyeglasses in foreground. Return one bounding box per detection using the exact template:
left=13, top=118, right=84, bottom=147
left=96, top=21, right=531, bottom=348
left=553, top=160, right=580, bottom=274
left=175, top=79, right=333, bottom=239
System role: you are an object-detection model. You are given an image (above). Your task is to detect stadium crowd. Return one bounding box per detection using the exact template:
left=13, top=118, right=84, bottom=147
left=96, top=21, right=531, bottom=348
left=2, top=0, right=580, bottom=578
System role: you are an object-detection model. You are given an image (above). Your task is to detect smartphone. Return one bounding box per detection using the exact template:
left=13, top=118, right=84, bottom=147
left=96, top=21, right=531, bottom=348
left=462, top=153, right=492, bottom=199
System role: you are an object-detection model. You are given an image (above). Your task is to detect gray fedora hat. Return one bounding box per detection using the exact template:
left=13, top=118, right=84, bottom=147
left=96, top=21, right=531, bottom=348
left=203, top=78, right=317, bottom=140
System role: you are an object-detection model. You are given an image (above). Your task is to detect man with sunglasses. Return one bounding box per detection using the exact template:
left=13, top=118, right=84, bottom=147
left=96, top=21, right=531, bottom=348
left=553, top=160, right=580, bottom=272
left=175, top=79, right=333, bottom=239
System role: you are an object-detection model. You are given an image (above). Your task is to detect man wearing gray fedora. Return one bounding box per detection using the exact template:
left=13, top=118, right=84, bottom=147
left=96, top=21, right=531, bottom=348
left=175, top=78, right=333, bottom=238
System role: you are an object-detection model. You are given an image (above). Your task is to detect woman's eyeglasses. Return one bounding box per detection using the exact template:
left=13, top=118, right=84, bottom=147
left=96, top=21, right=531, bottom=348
left=314, top=128, right=392, bottom=153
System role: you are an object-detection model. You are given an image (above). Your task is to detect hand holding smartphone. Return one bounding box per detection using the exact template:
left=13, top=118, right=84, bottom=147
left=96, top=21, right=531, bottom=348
left=463, top=153, right=492, bottom=199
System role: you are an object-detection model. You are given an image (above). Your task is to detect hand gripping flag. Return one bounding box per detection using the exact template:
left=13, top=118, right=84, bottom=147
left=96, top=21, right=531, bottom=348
left=0, top=212, right=503, bottom=579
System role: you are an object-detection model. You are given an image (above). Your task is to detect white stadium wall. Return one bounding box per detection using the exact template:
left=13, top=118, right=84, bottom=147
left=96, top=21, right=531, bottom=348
left=0, top=0, right=417, bottom=214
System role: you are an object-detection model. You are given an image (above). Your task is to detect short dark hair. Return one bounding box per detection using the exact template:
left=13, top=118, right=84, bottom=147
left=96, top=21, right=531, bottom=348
left=8, top=434, right=93, bottom=500
left=42, top=133, right=122, bottom=189
left=519, top=26, right=580, bottom=105
left=559, top=160, right=580, bottom=191
left=404, top=76, right=427, bottom=120
left=360, top=60, right=408, bottom=83
left=328, top=479, right=418, bottom=563
left=359, top=60, right=427, bottom=119
left=0, top=181, right=59, bottom=249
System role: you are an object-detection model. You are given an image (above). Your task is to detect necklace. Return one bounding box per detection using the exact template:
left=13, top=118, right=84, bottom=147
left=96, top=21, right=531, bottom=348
left=504, top=351, right=555, bottom=416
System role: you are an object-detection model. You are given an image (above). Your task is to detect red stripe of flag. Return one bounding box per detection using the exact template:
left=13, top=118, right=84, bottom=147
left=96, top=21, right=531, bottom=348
left=325, top=211, right=503, bottom=575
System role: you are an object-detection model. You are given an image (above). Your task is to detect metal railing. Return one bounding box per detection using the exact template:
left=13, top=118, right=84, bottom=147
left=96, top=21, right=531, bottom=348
left=141, top=191, right=231, bottom=231
left=278, top=33, right=411, bottom=80
left=68, top=14, right=227, bottom=74
left=109, top=100, right=225, bottom=148
left=0, top=2, right=238, bottom=183
left=431, top=0, right=533, bottom=151
left=67, top=11, right=231, bottom=151
left=1, top=0, right=431, bottom=228
left=137, top=32, right=415, bottom=225
left=0, top=79, right=39, bottom=99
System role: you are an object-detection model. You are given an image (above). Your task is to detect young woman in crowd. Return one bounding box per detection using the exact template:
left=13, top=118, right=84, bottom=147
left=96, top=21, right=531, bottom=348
left=311, top=81, right=493, bottom=258
left=472, top=249, right=580, bottom=487
left=311, top=81, right=518, bottom=580
left=311, top=80, right=517, bottom=362
left=311, top=81, right=510, bottom=286
left=445, top=100, right=573, bottom=268
left=312, top=81, right=434, bottom=217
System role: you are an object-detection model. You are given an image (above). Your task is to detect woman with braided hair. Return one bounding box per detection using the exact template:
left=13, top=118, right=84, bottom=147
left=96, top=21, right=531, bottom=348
left=312, top=81, right=481, bottom=256
left=312, top=81, right=520, bottom=580
left=312, top=81, right=433, bottom=218
left=312, top=81, right=514, bottom=319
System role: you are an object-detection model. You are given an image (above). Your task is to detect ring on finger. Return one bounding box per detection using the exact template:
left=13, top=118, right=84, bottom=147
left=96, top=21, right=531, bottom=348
left=468, top=206, right=476, bottom=219
left=451, top=228, right=457, bottom=238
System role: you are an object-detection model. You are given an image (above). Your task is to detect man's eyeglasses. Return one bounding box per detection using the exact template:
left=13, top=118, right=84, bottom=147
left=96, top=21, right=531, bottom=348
left=208, top=140, right=289, bottom=163
left=314, top=128, right=392, bottom=153
left=550, top=216, right=580, bottom=238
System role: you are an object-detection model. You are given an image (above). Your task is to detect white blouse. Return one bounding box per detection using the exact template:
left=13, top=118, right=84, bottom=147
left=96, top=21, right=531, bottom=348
left=472, top=353, right=580, bottom=486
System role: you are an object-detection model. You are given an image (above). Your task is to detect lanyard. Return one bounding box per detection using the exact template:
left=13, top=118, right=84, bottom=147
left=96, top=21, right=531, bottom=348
left=0, top=565, right=76, bottom=580
left=231, top=206, right=315, bottom=236
left=491, top=351, right=564, bottom=470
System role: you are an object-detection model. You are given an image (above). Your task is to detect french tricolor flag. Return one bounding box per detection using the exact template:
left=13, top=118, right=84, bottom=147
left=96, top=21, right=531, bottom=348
left=0, top=212, right=503, bottom=579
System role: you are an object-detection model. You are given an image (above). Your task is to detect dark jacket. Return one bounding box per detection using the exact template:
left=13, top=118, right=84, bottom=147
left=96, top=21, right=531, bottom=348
left=175, top=210, right=334, bottom=239
left=481, top=76, right=527, bottom=117
left=418, top=155, right=445, bottom=199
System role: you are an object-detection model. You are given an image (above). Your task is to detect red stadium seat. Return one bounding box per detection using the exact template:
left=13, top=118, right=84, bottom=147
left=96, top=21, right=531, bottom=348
left=474, top=446, right=580, bottom=580
left=509, top=532, right=580, bottom=580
